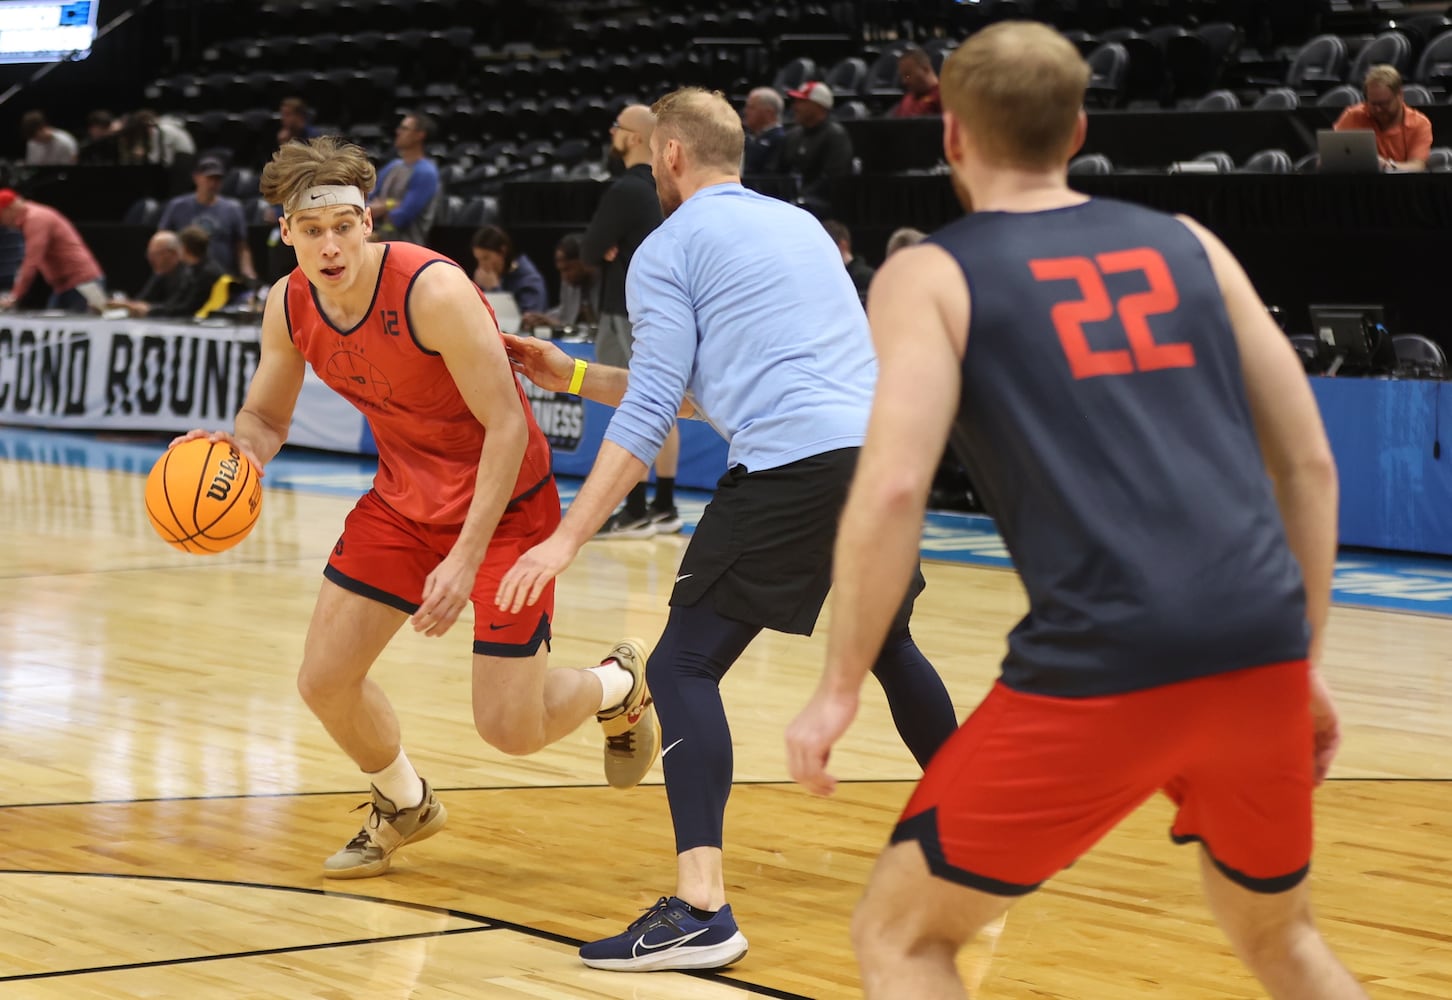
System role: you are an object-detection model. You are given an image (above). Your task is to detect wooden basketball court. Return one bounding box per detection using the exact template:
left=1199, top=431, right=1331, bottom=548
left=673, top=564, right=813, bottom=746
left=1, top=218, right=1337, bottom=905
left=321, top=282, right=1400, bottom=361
left=1, top=451, right=1449, bottom=997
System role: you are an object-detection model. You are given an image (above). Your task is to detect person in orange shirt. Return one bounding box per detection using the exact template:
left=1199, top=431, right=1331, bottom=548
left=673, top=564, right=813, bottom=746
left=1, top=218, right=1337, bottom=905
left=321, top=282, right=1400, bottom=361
left=1333, top=64, right=1433, bottom=172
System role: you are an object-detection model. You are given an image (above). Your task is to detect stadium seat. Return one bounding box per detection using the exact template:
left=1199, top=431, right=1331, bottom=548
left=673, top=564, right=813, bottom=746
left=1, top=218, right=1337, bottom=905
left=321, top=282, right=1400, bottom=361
left=1315, top=85, right=1362, bottom=108
left=1391, top=334, right=1448, bottom=376
left=1193, top=89, right=1239, bottom=110
left=825, top=56, right=868, bottom=97
left=1068, top=153, right=1113, bottom=175
left=1427, top=146, right=1452, bottom=171
left=1085, top=42, right=1129, bottom=108
left=1346, top=31, right=1412, bottom=85
left=1403, top=83, right=1434, bottom=107
left=1285, top=34, right=1348, bottom=92
left=1193, top=150, right=1235, bottom=173
left=1253, top=87, right=1299, bottom=109
left=1414, top=30, right=1452, bottom=88
left=1238, top=149, right=1293, bottom=173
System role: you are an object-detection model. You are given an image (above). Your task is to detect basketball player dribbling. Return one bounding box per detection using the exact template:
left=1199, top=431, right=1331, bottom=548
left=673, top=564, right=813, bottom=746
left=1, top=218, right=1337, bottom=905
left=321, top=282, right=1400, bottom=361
left=787, top=22, right=1369, bottom=1000
left=171, top=136, right=660, bottom=879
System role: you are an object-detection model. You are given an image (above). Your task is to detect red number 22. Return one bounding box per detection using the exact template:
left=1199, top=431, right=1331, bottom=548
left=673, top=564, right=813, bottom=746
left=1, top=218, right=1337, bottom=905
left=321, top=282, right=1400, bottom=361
left=1028, top=248, right=1193, bottom=380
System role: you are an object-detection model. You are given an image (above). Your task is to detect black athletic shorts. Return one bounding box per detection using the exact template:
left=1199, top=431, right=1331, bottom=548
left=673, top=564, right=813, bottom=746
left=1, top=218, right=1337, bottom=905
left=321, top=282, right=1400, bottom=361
left=670, top=447, right=926, bottom=635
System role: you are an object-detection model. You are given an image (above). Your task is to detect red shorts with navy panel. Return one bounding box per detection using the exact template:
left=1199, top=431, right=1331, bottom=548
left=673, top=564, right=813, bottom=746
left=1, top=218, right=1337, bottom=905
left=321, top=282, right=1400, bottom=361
left=892, top=659, right=1314, bottom=896
left=323, top=476, right=562, bottom=657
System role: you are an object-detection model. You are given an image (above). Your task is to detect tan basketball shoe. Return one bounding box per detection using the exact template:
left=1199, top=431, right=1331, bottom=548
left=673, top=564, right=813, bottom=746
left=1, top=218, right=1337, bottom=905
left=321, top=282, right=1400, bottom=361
left=323, top=780, right=447, bottom=879
left=596, top=638, right=662, bottom=789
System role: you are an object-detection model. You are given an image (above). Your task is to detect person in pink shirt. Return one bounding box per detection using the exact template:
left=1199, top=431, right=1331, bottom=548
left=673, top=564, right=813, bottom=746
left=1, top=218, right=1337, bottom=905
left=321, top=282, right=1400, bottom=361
left=891, top=47, right=942, bottom=118
left=0, top=189, right=107, bottom=312
left=1333, top=65, right=1433, bottom=172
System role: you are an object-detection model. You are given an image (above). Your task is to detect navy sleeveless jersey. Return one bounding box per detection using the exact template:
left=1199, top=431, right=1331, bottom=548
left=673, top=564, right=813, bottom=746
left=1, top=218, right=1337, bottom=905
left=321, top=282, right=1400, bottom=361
left=931, top=198, right=1308, bottom=697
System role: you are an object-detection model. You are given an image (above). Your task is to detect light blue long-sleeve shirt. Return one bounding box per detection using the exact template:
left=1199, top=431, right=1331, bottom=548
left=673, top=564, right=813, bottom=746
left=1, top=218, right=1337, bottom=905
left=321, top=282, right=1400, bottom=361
left=606, top=183, right=877, bottom=473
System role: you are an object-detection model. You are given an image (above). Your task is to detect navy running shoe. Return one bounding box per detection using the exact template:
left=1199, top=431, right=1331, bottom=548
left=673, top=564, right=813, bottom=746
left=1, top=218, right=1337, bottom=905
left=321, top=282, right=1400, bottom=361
left=579, top=896, right=749, bottom=971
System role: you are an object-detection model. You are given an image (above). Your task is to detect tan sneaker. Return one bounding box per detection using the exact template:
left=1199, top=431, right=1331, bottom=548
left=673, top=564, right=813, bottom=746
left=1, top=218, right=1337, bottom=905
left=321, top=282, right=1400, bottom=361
left=596, top=638, right=661, bottom=789
left=322, top=780, right=447, bottom=879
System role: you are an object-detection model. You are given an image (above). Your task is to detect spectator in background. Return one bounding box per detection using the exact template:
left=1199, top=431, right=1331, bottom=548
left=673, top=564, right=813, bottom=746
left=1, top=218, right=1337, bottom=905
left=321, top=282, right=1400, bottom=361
left=470, top=224, right=548, bottom=315
left=520, top=232, right=601, bottom=332
left=110, top=230, right=186, bottom=311
left=79, top=109, right=121, bottom=164
left=369, top=111, right=441, bottom=245
left=891, top=47, right=942, bottom=117
left=822, top=219, right=874, bottom=303
left=158, top=156, right=256, bottom=281
left=742, top=87, right=786, bottom=174
left=885, top=226, right=927, bottom=255
left=117, top=108, right=196, bottom=168
left=118, top=226, right=227, bottom=319
left=1333, top=65, right=1432, bottom=172
left=782, top=82, right=854, bottom=217
left=0, top=189, right=106, bottom=312
left=21, top=110, right=78, bottom=165
left=277, top=97, right=319, bottom=146
left=582, top=103, right=680, bottom=537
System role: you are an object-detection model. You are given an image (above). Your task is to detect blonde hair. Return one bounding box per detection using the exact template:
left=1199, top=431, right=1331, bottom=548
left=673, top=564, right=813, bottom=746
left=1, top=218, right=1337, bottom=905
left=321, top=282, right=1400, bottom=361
left=940, top=21, right=1090, bottom=170
left=651, top=87, right=745, bottom=174
left=1363, top=64, right=1403, bottom=94
left=259, top=136, right=376, bottom=215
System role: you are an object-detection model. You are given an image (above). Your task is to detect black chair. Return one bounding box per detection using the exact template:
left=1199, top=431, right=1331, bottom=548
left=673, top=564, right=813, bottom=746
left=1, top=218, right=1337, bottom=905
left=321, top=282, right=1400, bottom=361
left=124, top=196, right=162, bottom=227
left=825, top=56, right=868, bottom=97
left=834, top=100, right=869, bottom=120
left=1238, top=149, right=1293, bottom=173
left=1193, top=150, right=1235, bottom=173
left=864, top=45, right=908, bottom=96
left=1392, top=334, right=1448, bottom=377
left=1403, top=84, right=1435, bottom=107
left=1285, top=34, right=1348, bottom=92
left=1085, top=42, right=1129, bottom=108
left=1315, top=85, right=1362, bottom=108
left=222, top=166, right=258, bottom=199
left=1068, top=153, right=1113, bottom=175
left=1347, top=31, right=1412, bottom=85
left=1253, top=87, right=1299, bottom=110
left=772, top=56, right=816, bottom=94
left=1414, top=30, right=1452, bottom=88
left=1427, top=146, right=1452, bottom=172
left=1193, top=89, right=1240, bottom=110
left=1294, top=151, right=1320, bottom=173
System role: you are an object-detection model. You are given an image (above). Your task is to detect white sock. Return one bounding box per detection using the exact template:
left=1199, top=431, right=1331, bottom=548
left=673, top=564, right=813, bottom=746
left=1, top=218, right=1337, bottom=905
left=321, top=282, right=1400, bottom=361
left=587, top=661, right=635, bottom=713
left=367, top=749, right=425, bottom=810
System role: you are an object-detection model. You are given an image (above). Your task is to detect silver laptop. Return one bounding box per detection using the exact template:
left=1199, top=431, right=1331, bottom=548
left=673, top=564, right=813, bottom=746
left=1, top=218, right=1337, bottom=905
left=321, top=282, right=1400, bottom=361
left=483, top=290, right=522, bottom=333
left=1317, top=129, right=1380, bottom=174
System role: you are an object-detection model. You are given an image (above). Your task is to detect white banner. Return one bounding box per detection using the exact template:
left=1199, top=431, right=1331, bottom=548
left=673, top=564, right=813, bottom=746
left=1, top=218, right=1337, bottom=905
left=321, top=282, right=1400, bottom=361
left=0, top=315, right=370, bottom=453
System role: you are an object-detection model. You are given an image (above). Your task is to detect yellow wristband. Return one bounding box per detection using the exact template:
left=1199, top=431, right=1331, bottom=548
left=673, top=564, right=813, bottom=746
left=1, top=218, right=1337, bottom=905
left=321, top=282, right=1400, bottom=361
left=567, top=357, right=588, bottom=395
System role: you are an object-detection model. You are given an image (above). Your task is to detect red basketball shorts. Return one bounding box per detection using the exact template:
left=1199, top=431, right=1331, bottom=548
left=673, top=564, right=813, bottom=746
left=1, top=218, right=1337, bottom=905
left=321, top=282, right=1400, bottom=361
left=892, top=660, right=1314, bottom=895
left=324, top=480, right=562, bottom=657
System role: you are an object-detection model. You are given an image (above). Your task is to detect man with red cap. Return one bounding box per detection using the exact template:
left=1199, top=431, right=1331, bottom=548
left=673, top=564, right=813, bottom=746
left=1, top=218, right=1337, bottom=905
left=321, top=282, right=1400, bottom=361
left=0, top=189, right=107, bottom=312
left=781, top=81, right=854, bottom=217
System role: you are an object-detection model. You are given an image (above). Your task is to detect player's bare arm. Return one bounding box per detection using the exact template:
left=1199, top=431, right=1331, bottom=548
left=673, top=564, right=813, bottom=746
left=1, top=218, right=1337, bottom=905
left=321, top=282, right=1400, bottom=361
left=787, top=244, right=969, bottom=795
left=171, top=276, right=303, bottom=471
left=408, top=263, right=530, bottom=636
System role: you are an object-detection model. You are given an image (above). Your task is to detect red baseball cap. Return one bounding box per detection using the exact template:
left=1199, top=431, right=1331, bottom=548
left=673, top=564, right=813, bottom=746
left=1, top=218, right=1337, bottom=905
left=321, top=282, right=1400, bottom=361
left=786, top=81, right=834, bottom=109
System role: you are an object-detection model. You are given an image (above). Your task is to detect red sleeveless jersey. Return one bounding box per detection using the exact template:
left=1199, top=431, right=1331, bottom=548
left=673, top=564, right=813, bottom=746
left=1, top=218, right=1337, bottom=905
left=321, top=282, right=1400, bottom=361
left=284, top=242, right=552, bottom=525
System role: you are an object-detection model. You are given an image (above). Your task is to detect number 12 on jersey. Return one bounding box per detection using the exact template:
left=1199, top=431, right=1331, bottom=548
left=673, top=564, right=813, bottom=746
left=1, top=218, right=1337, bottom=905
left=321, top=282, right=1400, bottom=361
left=1028, top=248, right=1195, bottom=380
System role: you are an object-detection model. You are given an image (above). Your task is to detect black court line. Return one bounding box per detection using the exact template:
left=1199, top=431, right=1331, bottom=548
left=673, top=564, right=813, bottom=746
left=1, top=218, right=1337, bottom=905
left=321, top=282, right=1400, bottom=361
left=2, top=775, right=1447, bottom=812
left=0, top=871, right=812, bottom=999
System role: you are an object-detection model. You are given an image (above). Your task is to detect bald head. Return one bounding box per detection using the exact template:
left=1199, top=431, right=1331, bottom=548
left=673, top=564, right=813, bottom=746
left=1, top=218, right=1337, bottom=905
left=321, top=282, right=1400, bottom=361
left=611, top=103, right=656, bottom=168
left=146, top=230, right=182, bottom=274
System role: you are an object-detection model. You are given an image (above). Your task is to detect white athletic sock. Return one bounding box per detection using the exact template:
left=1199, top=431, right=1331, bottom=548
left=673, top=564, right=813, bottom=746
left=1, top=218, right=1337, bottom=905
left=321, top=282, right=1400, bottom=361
left=367, top=749, right=425, bottom=810
left=587, top=661, right=635, bottom=713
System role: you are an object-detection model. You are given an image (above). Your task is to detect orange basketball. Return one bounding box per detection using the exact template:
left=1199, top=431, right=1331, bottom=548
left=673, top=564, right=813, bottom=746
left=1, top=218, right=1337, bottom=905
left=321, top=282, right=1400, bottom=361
left=144, top=438, right=263, bottom=554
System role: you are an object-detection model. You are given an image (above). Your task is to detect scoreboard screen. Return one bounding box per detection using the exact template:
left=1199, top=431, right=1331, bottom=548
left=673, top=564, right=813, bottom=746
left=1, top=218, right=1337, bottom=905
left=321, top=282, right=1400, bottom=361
left=0, top=1, right=98, bottom=64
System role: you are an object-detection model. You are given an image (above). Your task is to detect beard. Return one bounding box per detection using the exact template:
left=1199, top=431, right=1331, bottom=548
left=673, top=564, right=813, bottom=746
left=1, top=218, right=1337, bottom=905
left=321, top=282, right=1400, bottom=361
left=657, top=172, right=683, bottom=218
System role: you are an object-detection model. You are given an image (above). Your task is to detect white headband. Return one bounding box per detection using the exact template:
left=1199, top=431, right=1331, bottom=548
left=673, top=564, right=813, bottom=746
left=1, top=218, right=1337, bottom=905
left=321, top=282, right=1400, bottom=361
left=285, top=184, right=367, bottom=217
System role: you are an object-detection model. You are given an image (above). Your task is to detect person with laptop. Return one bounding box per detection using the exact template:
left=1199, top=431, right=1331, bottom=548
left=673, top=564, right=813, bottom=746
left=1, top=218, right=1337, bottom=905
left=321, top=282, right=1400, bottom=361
left=1332, top=65, right=1432, bottom=172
